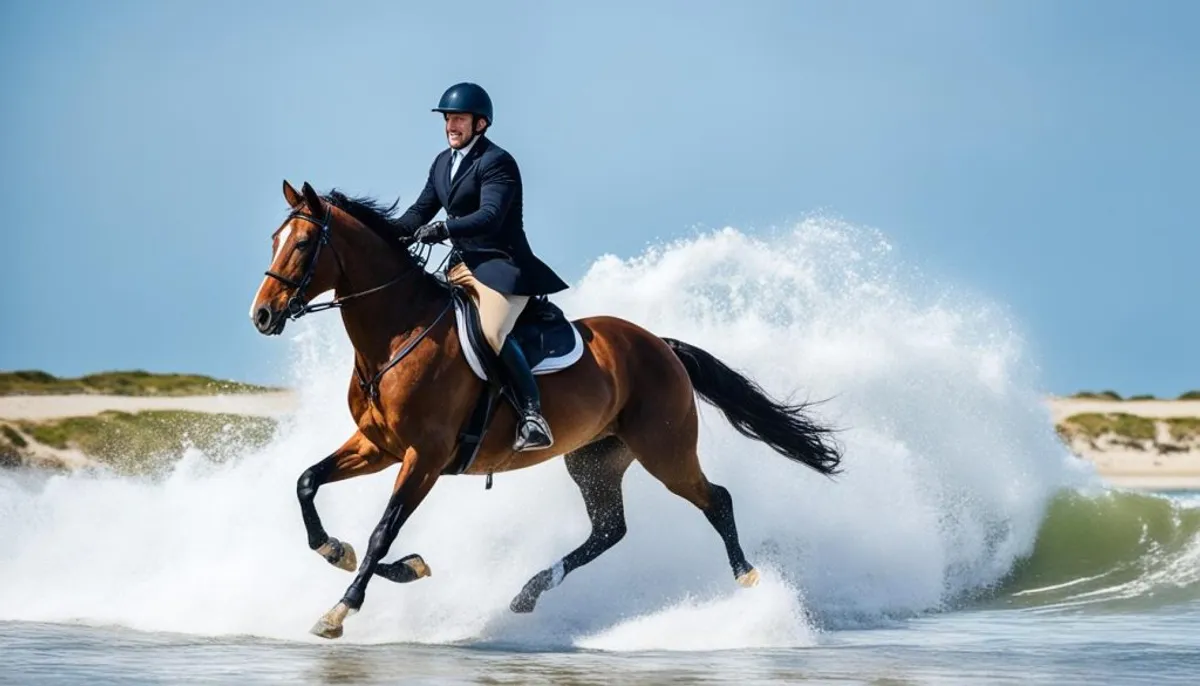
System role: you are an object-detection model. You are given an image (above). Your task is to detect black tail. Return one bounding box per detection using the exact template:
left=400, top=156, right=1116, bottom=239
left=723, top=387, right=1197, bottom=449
left=662, top=337, right=843, bottom=477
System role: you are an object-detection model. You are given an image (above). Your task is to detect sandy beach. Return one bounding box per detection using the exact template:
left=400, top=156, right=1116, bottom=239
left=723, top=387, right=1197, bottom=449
left=2, top=392, right=1198, bottom=490
left=0, top=392, right=298, bottom=420
left=1046, top=396, right=1200, bottom=491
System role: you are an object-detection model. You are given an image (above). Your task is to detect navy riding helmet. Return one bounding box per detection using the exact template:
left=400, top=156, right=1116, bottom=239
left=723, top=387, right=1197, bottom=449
left=432, top=82, right=494, bottom=125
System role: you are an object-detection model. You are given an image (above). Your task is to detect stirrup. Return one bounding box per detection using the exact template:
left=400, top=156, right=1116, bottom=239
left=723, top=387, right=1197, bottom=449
left=514, top=413, right=553, bottom=452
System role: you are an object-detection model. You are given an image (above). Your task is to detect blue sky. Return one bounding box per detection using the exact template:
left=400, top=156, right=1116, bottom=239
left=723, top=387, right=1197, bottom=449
left=2, top=1, right=1197, bottom=396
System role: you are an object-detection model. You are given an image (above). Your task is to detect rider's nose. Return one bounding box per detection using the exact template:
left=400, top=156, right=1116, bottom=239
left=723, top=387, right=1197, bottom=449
left=254, top=306, right=275, bottom=333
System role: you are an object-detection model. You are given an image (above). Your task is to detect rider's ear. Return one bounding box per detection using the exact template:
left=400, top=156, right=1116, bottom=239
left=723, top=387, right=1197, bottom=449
left=283, top=180, right=303, bottom=208
left=301, top=182, right=324, bottom=214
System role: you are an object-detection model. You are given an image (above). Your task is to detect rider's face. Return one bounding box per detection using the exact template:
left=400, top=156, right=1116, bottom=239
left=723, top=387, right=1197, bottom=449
left=444, top=113, right=483, bottom=149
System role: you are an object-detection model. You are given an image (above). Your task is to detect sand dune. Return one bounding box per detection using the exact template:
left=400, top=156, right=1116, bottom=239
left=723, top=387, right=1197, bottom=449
left=2, top=392, right=1198, bottom=490
left=1046, top=397, right=1200, bottom=422
left=0, top=392, right=298, bottom=420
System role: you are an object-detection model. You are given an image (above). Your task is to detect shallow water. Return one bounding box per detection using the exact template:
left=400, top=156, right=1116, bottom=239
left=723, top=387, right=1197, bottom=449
left=5, top=598, right=1199, bottom=685
left=3, top=222, right=1197, bottom=684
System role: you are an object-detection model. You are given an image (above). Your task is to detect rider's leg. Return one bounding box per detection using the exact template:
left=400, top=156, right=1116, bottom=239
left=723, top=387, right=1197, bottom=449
left=447, top=264, right=553, bottom=451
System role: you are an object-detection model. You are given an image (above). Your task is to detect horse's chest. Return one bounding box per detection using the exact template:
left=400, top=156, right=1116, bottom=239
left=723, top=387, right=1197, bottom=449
left=348, top=394, right=404, bottom=455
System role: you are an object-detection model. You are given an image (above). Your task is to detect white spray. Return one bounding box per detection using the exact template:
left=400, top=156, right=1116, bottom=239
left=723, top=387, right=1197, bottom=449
left=0, top=218, right=1092, bottom=649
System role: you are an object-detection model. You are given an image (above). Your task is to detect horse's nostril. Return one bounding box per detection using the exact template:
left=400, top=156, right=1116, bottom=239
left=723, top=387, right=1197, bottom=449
left=254, top=306, right=274, bottom=333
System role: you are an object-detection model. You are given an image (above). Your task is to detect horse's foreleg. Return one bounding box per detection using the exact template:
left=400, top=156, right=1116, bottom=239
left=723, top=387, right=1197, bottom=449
left=297, top=431, right=397, bottom=572
left=511, top=437, right=633, bottom=613
left=310, top=447, right=441, bottom=639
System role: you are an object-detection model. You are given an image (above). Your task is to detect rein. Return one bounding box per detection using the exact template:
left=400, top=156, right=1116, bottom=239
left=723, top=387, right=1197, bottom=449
left=266, top=206, right=416, bottom=319
left=265, top=203, right=452, bottom=401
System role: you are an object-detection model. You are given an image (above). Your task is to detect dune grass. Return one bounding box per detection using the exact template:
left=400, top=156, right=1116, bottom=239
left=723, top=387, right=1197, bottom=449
left=1057, top=413, right=1157, bottom=443
left=0, top=424, right=25, bottom=467
left=1165, top=417, right=1200, bottom=443
left=1069, top=390, right=1122, bottom=401
left=15, top=410, right=277, bottom=475
left=0, top=370, right=279, bottom=396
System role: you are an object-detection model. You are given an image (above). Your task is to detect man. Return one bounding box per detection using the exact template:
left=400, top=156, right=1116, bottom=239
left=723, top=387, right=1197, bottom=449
left=395, top=82, right=569, bottom=452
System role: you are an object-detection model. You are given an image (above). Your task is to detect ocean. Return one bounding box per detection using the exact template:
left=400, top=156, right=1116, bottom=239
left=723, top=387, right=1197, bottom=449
left=2, top=220, right=1196, bottom=684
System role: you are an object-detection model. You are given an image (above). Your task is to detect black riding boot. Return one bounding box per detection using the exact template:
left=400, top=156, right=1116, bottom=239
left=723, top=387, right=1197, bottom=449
left=496, top=336, right=554, bottom=452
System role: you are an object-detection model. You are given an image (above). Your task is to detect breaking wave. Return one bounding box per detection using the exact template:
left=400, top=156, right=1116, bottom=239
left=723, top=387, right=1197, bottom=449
left=1, top=217, right=1138, bottom=649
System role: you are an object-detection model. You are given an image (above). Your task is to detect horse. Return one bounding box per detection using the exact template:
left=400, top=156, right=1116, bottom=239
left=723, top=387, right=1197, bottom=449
left=249, top=180, right=843, bottom=639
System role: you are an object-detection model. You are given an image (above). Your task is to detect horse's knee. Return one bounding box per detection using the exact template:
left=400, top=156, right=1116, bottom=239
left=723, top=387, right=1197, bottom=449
left=705, top=483, right=733, bottom=516
left=297, top=467, right=320, bottom=502
left=662, top=477, right=713, bottom=510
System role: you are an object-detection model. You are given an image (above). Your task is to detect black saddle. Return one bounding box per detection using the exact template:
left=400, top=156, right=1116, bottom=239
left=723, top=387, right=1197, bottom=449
left=442, top=284, right=583, bottom=484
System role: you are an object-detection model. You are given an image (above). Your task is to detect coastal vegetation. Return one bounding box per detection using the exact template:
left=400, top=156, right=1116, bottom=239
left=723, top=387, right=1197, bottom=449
left=1068, top=390, right=1200, bottom=401
left=1069, top=390, right=1123, bottom=400
left=1, top=411, right=277, bottom=475
left=1056, top=411, right=1200, bottom=456
left=0, top=370, right=279, bottom=396
left=1057, top=413, right=1156, bottom=443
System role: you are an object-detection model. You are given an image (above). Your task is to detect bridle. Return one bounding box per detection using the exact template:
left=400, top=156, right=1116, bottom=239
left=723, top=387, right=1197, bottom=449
left=264, top=204, right=409, bottom=320
left=263, top=201, right=454, bottom=401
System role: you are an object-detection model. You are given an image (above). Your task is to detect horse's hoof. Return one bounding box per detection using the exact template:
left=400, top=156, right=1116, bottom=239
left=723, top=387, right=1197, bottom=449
left=510, top=568, right=554, bottom=613
left=376, top=554, right=432, bottom=584
left=736, top=567, right=761, bottom=588
left=317, top=538, right=357, bottom=572
left=510, top=592, right=537, bottom=614
left=310, top=601, right=353, bottom=640
left=310, top=620, right=343, bottom=640
left=400, top=554, right=431, bottom=579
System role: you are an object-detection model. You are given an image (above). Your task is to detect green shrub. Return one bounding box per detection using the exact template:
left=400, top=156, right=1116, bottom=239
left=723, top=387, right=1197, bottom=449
left=1057, top=413, right=1156, bottom=442
left=17, top=410, right=278, bottom=475
left=0, top=370, right=279, bottom=396
left=1070, top=390, right=1122, bottom=401
left=1165, top=418, right=1200, bottom=443
left=1, top=424, right=28, bottom=448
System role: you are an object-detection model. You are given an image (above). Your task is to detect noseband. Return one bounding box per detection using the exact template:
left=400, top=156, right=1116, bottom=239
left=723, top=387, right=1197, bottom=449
left=264, top=205, right=413, bottom=320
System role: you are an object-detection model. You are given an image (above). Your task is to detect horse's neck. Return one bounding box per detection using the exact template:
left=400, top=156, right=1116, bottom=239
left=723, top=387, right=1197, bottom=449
left=332, top=229, right=448, bottom=374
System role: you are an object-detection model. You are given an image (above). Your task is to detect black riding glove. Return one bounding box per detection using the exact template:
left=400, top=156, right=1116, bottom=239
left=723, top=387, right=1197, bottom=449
left=413, top=221, right=449, bottom=244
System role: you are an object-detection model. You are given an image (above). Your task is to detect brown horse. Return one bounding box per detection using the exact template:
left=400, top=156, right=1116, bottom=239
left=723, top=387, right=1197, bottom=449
left=250, top=181, right=843, bottom=639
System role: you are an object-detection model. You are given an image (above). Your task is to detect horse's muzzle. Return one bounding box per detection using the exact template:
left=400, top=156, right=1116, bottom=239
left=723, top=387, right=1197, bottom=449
left=254, top=305, right=285, bottom=335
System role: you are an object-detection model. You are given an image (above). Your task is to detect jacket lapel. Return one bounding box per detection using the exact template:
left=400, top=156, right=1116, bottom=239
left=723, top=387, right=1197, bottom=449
left=434, top=148, right=454, bottom=203
left=447, top=136, right=489, bottom=204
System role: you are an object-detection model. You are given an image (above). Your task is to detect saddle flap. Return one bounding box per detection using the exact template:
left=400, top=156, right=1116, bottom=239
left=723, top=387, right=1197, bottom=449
left=451, top=286, right=584, bottom=382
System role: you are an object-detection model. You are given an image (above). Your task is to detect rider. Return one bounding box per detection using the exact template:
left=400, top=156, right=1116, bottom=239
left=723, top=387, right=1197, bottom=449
left=396, top=82, right=569, bottom=452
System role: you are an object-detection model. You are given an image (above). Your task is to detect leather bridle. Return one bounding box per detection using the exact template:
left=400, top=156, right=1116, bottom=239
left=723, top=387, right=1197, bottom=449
left=264, top=204, right=408, bottom=320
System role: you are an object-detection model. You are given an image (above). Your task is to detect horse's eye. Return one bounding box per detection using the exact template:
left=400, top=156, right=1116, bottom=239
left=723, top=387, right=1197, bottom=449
left=295, top=239, right=312, bottom=250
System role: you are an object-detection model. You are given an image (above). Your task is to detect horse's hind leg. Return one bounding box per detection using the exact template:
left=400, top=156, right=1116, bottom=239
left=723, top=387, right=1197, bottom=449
left=297, top=431, right=398, bottom=572
left=510, top=436, right=633, bottom=613
left=621, top=397, right=759, bottom=587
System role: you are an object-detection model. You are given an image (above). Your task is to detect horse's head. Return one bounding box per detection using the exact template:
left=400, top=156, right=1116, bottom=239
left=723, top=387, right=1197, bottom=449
left=250, top=181, right=345, bottom=335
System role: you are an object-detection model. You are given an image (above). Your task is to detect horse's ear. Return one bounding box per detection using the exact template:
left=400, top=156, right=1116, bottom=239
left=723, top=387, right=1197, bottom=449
left=282, top=180, right=302, bottom=208
left=301, top=182, right=324, bottom=213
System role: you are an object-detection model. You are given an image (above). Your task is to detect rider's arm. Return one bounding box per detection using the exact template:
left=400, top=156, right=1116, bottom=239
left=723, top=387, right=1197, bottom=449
left=444, top=153, right=516, bottom=239
left=394, top=160, right=443, bottom=236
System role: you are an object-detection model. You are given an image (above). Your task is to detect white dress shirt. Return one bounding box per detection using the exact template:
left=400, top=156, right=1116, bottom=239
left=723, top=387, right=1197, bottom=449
left=449, top=135, right=479, bottom=182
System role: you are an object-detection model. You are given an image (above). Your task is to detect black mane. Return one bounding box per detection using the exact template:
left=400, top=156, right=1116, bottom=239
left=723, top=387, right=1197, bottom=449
left=323, top=189, right=415, bottom=262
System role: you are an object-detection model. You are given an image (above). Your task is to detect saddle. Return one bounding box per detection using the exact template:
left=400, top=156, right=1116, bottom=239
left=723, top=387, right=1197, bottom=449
left=441, top=283, right=584, bottom=482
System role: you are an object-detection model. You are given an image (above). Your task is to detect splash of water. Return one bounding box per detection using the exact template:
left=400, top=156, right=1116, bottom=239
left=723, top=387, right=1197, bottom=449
left=0, top=218, right=1093, bottom=648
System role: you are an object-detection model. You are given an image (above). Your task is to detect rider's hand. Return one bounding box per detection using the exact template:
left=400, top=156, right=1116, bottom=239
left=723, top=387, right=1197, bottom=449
left=413, top=221, right=449, bottom=244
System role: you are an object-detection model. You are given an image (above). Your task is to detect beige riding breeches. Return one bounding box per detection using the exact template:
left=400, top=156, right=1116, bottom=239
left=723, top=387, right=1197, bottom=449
left=447, top=262, right=529, bottom=354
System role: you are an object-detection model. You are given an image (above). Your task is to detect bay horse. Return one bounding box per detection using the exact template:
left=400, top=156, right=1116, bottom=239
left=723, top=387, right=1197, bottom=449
left=250, top=181, right=843, bottom=639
